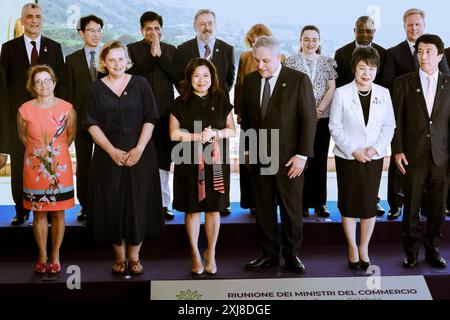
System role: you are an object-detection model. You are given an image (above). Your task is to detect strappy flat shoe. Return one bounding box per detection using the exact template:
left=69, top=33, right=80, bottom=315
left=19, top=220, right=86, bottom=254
left=129, top=260, right=144, bottom=275
left=112, top=260, right=127, bottom=275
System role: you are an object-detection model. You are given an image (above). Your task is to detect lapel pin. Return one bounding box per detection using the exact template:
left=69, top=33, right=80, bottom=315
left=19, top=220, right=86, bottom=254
left=123, top=91, right=127, bottom=95
left=417, top=89, right=421, bottom=92
left=44, top=46, right=47, bottom=53
left=215, top=48, right=219, bottom=52
left=282, top=83, right=287, bottom=87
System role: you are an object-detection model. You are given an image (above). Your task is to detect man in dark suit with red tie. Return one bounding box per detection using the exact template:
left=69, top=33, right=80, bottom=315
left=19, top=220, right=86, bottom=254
left=177, top=9, right=235, bottom=216
left=0, top=3, right=66, bottom=225
left=382, top=9, right=450, bottom=220
left=240, top=36, right=316, bottom=273
left=392, top=34, right=449, bottom=269
left=65, top=15, right=104, bottom=222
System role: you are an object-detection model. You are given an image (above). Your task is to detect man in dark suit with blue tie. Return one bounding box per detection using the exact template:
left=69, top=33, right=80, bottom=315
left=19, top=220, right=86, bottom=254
left=241, top=36, right=316, bottom=273
left=65, top=15, right=104, bottom=222
left=392, top=34, right=449, bottom=269
left=177, top=9, right=235, bottom=216
left=0, top=3, right=66, bottom=226
left=382, top=8, right=450, bottom=220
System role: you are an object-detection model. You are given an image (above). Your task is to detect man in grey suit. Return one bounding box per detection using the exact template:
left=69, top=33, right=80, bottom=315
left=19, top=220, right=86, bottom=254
left=65, top=15, right=104, bottom=222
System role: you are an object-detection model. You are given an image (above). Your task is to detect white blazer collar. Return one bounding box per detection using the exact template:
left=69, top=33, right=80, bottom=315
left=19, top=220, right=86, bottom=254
left=350, top=80, right=381, bottom=130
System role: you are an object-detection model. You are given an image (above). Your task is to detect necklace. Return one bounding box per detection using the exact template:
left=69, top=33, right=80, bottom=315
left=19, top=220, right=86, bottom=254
left=358, top=88, right=372, bottom=97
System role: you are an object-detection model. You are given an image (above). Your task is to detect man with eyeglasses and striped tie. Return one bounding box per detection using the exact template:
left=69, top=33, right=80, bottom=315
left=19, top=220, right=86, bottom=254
left=65, top=15, right=104, bottom=223
left=0, top=2, right=66, bottom=226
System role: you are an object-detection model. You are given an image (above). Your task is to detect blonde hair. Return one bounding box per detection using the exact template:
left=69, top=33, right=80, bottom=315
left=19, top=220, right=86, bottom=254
left=403, top=8, right=425, bottom=24
left=98, top=40, right=133, bottom=74
left=245, top=24, right=273, bottom=48
left=26, top=65, right=57, bottom=97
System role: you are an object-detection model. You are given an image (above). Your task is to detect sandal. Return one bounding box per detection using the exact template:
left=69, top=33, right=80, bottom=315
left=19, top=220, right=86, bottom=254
left=35, top=262, right=47, bottom=274
left=112, top=260, right=127, bottom=275
left=128, top=260, right=144, bottom=275
left=48, top=263, right=61, bottom=274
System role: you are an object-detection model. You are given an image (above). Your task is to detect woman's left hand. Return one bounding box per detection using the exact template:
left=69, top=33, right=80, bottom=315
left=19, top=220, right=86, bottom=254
left=124, top=147, right=144, bottom=167
left=316, top=108, right=324, bottom=120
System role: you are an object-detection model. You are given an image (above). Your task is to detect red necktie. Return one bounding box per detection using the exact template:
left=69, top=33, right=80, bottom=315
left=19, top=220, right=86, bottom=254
left=30, top=41, right=38, bottom=66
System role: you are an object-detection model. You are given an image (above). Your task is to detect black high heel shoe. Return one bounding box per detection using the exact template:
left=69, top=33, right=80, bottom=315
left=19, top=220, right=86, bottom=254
left=348, top=260, right=360, bottom=270
left=359, top=260, right=371, bottom=269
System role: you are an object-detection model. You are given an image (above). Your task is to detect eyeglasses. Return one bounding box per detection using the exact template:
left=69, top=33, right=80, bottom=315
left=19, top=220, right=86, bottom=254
left=34, top=78, right=54, bottom=87
left=85, top=28, right=103, bottom=34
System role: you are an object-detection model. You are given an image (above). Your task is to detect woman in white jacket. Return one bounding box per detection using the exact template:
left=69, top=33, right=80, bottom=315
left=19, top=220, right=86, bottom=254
left=329, top=47, right=395, bottom=270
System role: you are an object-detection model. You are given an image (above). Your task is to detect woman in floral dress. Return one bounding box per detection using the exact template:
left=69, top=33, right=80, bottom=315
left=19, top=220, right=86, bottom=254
left=17, top=65, right=76, bottom=275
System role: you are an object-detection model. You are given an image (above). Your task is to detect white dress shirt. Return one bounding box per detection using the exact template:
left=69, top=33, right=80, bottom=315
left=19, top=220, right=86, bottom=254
left=407, top=39, right=416, bottom=55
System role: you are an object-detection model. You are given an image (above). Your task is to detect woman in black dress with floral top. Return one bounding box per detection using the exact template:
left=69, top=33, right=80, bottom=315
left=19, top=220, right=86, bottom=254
left=83, top=41, right=163, bottom=275
left=170, top=58, right=236, bottom=275
left=285, top=25, right=338, bottom=218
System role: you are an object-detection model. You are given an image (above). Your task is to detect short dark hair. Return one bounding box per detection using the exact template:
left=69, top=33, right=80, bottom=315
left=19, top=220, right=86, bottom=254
left=78, top=15, right=104, bottom=31
left=351, top=47, right=380, bottom=73
left=355, top=15, right=374, bottom=27
left=415, top=34, right=445, bottom=55
left=179, top=58, right=223, bottom=102
left=140, top=11, right=163, bottom=28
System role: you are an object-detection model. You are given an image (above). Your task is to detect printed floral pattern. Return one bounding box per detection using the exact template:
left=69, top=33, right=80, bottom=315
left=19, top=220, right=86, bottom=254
left=25, top=111, right=69, bottom=210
